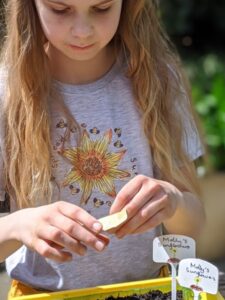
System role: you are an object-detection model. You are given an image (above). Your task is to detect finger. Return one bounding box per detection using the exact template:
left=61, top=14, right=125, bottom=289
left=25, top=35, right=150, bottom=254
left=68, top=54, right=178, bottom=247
left=110, top=176, right=161, bottom=215
left=115, top=194, right=167, bottom=238
left=109, top=176, right=143, bottom=214
left=111, top=185, right=163, bottom=235
left=95, top=233, right=110, bottom=245
left=57, top=201, right=103, bottom=233
left=34, top=239, right=73, bottom=263
left=49, top=215, right=108, bottom=252
left=131, top=209, right=166, bottom=234
left=124, top=182, right=161, bottom=219
left=49, top=242, right=65, bottom=250
left=38, top=225, right=87, bottom=256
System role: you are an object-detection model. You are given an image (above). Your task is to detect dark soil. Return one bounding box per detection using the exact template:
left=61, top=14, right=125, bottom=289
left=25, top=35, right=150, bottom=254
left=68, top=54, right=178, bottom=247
left=105, top=290, right=183, bottom=300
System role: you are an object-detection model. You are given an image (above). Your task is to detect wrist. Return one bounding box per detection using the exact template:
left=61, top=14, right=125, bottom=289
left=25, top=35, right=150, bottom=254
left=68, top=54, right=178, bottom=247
left=6, top=211, right=23, bottom=243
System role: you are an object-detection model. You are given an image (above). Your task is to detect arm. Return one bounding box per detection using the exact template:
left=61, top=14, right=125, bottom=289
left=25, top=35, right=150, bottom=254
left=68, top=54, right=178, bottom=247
left=0, top=212, right=23, bottom=262
left=162, top=188, right=205, bottom=239
left=161, top=164, right=205, bottom=238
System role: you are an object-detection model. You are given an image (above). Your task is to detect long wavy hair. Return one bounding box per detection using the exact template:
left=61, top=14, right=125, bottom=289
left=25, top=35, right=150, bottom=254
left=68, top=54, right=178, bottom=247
left=1, top=0, right=201, bottom=209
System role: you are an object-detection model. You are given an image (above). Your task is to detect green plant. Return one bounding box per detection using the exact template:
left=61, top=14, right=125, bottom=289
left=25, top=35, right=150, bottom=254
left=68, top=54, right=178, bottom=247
left=185, top=54, right=225, bottom=171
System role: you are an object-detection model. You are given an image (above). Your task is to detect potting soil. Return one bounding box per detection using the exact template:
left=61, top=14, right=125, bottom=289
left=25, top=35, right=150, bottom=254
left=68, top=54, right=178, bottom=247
left=104, top=290, right=183, bottom=300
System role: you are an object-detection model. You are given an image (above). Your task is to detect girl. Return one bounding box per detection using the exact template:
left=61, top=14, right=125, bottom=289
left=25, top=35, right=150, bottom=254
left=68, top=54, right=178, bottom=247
left=0, top=0, right=205, bottom=297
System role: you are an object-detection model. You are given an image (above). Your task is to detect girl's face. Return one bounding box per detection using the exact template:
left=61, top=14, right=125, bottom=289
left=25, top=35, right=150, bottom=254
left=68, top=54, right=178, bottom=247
left=34, top=0, right=123, bottom=63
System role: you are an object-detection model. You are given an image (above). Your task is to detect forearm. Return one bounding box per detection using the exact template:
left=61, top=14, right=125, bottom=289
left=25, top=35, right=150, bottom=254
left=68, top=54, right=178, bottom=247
left=163, top=191, right=206, bottom=239
left=0, top=212, right=23, bottom=262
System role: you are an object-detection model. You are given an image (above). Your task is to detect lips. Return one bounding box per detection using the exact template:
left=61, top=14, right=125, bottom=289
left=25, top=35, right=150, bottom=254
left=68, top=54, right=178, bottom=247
left=69, top=44, right=94, bottom=50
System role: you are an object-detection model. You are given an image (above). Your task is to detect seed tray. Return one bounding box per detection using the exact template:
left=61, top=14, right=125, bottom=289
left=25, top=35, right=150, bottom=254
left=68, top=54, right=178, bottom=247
left=12, top=277, right=224, bottom=300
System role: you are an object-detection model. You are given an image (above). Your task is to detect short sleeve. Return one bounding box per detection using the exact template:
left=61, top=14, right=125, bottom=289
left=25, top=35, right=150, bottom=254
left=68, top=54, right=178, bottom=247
left=174, top=88, right=204, bottom=162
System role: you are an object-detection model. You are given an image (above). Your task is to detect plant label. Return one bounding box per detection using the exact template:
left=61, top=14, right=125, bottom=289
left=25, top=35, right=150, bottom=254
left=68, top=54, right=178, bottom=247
left=178, top=258, right=219, bottom=295
left=153, top=235, right=196, bottom=300
left=153, top=235, right=196, bottom=264
left=98, top=209, right=128, bottom=231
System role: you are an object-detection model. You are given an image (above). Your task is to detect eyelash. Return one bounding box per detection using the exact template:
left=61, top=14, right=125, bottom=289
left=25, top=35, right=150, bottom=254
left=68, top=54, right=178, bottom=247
left=51, top=6, right=111, bottom=15
left=51, top=8, right=70, bottom=15
left=93, top=6, right=111, bottom=13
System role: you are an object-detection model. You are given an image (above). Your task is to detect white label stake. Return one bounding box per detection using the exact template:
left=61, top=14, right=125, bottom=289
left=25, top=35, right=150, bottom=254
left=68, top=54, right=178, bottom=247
left=171, top=264, right=177, bottom=300
left=178, top=258, right=219, bottom=299
left=153, top=235, right=196, bottom=300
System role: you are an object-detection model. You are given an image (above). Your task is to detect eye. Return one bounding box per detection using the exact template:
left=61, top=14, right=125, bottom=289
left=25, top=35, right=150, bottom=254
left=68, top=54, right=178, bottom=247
left=93, top=6, right=111, bottom=13
left=51, top=7, right=70, bottom=15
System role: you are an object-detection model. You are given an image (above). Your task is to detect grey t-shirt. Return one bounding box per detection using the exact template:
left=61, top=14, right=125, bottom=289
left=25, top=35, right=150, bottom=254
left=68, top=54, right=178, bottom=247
left=0, top=61, right=203, bottom=291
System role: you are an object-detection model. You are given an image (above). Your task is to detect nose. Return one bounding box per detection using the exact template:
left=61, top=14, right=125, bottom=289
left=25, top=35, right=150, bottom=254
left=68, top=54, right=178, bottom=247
left=71, top=14, right=94, bottom=40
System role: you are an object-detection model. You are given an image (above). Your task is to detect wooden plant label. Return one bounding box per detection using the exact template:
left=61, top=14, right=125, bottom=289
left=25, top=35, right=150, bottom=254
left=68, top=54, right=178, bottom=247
left=178, top=258, right=219, bottom=297
left=98, top=209, right=128, bottom=231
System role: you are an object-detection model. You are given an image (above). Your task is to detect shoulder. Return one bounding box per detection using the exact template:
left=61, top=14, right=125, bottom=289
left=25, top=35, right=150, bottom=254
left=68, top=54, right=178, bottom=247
left=166, top=63, right=193, bottom=115
left=167, top=65, right=204, bottom=159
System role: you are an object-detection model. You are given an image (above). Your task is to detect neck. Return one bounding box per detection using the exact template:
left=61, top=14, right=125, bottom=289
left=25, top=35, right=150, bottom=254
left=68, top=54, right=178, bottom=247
left=47, top=44, right=116, bottom=85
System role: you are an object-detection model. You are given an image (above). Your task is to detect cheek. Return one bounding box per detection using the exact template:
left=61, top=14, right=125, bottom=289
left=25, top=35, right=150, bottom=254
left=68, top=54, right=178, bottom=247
left=97, top=14, right=121, bottom=41
left=39, top=14, right=65, bottom=43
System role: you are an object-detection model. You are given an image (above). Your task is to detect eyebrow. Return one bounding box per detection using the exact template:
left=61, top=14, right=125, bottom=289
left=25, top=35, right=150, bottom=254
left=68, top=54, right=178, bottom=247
left=94, top=0, right=114, bottom=4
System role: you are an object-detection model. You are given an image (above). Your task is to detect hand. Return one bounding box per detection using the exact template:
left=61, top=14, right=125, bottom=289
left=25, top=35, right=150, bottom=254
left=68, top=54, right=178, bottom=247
left=13, top=201, right=109, bottom=262
left=109, top=175, right=183, bottom=238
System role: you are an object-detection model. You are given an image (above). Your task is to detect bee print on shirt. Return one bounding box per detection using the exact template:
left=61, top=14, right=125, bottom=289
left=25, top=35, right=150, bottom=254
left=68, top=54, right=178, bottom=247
left=56, top=119, right=67, bottom=129
left=114, top=128, right=122, bottom=137
left=69, top=185, right=80, bottom=195
left=114, top=128, right=124, bottom=148
left=93, top=198, right=112, bottom=208
left=90, top=127, right=100, bottom=135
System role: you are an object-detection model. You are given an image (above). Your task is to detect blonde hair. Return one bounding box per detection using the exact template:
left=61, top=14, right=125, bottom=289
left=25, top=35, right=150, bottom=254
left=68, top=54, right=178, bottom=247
left=117, top=1, right=201, bottom=193
left=1, top=0, right=201, bottom=208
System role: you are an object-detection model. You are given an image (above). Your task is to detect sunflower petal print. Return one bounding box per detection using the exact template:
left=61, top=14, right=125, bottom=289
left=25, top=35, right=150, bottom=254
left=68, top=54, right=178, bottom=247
left=60, top=129, right=131, bottom=204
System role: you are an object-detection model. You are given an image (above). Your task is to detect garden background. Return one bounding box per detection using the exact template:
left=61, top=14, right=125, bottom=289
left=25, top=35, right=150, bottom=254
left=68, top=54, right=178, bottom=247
left=159, top=0, right=225, bottom=260
left=0, top=1, right=225, bottom=299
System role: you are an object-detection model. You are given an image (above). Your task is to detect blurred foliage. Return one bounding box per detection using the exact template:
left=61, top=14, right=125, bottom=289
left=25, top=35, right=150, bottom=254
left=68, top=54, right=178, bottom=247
left=185, top=55, right=225, bottom=171
left=159, top=1, right=225, bottom=172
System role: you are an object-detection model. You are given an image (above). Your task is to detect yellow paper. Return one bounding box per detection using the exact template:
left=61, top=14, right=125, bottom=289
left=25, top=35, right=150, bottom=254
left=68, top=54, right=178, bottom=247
left=98, top=209, right=128, bottom=231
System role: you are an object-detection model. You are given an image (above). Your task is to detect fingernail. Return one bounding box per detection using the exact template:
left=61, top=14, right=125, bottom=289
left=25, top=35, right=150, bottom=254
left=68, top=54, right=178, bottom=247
left=92, top=222, right=102, bottom=232
left=95, top=240, right=105, bottom=251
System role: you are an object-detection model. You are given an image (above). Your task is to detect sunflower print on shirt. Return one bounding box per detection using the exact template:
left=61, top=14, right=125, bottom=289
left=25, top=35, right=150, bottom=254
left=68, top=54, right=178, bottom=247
left=59, top=128, right=131, bottom=205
